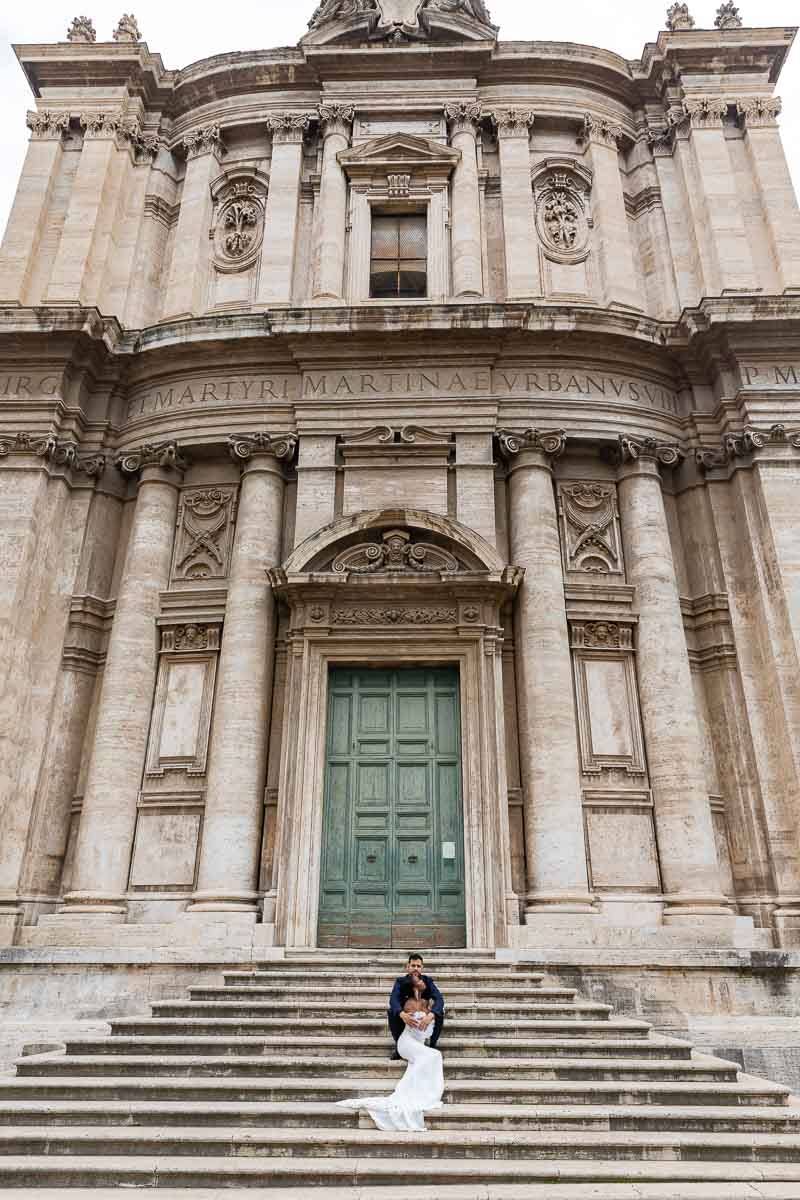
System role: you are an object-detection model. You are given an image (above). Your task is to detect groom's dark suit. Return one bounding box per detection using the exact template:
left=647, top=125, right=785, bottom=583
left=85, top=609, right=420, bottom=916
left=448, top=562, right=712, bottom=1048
left=387, top=972, right=445, bottom=1049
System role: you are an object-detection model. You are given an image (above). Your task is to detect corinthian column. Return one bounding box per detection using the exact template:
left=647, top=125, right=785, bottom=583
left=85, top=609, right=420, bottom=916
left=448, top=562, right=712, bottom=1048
left=313, top=104, right=354, bottom=301
left=259, top=114, right=313, bottom=305
left=444, top=102, right=484, bottom=299
left=162, top=125, right=226, bottom=320
left=494, top=110, right=540, bottom=299
left=580, top=114, right=641, bottom=310
left=616, top=436, right=732, bottom=926
left=500, top=429, right=595, bottom=924
left=188, top=432, right=296, bottom=914
left=61, top=442, right=187, bottom=920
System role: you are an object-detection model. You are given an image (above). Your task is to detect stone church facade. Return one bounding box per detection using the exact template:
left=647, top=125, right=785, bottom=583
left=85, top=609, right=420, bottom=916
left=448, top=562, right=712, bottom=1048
left=1, top=0, right=800, bottom=959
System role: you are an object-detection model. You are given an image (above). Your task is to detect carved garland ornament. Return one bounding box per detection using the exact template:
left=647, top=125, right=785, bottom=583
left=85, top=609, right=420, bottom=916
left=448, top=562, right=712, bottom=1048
left=332, top=606, right=458, bottom=625
left=558, top=483, right=622, bottom=575
left=332, top=529, right=460, bottom=575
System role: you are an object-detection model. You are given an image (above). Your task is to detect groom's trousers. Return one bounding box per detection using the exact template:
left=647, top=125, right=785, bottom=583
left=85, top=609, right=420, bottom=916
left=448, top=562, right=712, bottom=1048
left=388, top=1010, right=444, bottom=1048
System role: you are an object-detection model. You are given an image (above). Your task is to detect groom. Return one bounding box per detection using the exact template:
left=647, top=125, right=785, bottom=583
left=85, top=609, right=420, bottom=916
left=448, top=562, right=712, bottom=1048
left=387, top=951, right=445, bottom=1060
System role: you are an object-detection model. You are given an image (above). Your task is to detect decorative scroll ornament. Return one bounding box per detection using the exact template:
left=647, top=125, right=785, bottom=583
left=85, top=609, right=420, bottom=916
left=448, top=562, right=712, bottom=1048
left=580, top=113, right=623, bottom=148
left=116, top=440, right=188, bottom=475
left=332, top=606, right=458, bottom=625
left=26, top=110, right=70, bottom=140
left=715, top=2, right=743, bottom=29
left=496, top=428, right=567, bottom=459
left=341, top=425, right=450, bottom=446
left=228, top=432, right=298, bottom=462
left=266, top=114, right=314, bottom=144
left=558, top=483, right=622, bottom=575
left=492, top=109, right=535, bottom=139
left=67, top=15, right=96, bottom=42
left=161, top=624, right=220, bottom=652
left=172, top=487, right=236, bottom=582
left=698, top=425, right=800, bottom=468
left=113, top=13, right=141, bottom=41
left=617, top=435, right=684, bottom=467
left=534, top=170, right=591, bottom=262
left=0, top=432, right=108, bottom=475
left=332, top=528, right=460, bottom=575
left=737, top=96, right=782, bottom=128
left=183, top=124, right=225, bottom=159
left=666, top=3, right=695, bottom=30
left=444, top=101, right=483, bottom=136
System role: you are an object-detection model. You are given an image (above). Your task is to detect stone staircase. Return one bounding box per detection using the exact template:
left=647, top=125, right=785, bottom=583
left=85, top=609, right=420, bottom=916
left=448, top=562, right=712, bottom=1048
left=1, top=948, right=800, bottom=1198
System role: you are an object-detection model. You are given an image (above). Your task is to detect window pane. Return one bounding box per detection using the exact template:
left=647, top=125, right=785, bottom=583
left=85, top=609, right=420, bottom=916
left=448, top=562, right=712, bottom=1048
left=398, top=268, right=427, bottom=297
left=370, top=269, right=398, bottom=298
left=398, top=216, right=427, bottom=259
left=371, top=216, right=399, bottom=258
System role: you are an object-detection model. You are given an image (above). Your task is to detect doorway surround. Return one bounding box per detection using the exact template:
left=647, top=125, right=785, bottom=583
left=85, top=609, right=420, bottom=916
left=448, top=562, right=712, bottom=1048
left=268, top=508, right=522, bottom=949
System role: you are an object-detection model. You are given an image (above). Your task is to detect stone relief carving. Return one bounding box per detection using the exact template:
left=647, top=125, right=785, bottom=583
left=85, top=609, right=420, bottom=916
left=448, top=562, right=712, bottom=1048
left=116, top=440, right=189, bottom=475
left=533, top=167, right=592, bottom=264
left=341, top=425, right=450, bottom=446
left=332, top=606, right=458, bottom=624
left=558, top=483, right=623, bottom=575
left=715, top=2, right=743, bottom=29
left=617, top=435, right=684, bottom=467
left=171, top=487, right=237, bottom=582
left=309, top=0, right=493, bottom=37
left=26, top=111, right=70, bottom=140
left=737, top=96, right=782, bottom=128
left=113, top=13, right=141, bottom=41
left=332, top=528, right=460, bottom=575
left=160, top=624, right=220, bottom=653
left=497, top=428, right=567, bottom=459
left=581, top=113, right=624, bottom=148
left=183, top=124, right=225, bottom=159
left=67, top=15, right=96, bottom=42
left=227, top=432, right=298, bottom=462
left=666, top=3, right=695, bottom=30
left=571, top=621, right=634, bottom=651
left=211, top=176, right=267, bottom=273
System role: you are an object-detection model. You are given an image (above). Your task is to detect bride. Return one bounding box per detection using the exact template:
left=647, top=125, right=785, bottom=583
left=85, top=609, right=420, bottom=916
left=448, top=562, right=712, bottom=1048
left=337, top=991, right=444, bottom=1131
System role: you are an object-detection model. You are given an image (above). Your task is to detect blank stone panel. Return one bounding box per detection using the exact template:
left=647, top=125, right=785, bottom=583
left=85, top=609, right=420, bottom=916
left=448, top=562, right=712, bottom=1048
left=585, top=806, right=661, bottom=892
left=343, top=467, right=447, bottom=516
left=159, top=661, right=206, bottom=759
left=129, top=810, right=201, bottom=889
left=585, top=660, right=633, bottom=758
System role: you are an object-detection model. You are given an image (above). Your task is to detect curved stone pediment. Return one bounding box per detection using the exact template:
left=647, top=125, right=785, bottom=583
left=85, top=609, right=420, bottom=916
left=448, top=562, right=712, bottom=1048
left=303, top=0, right=497, bottom=45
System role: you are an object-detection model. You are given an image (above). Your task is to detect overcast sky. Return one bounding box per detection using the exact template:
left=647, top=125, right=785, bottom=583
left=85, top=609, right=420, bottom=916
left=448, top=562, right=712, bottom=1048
left=1, top=1, right=798, bottom=245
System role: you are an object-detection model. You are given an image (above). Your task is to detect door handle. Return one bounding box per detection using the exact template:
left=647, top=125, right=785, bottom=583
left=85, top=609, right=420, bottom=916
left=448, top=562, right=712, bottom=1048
left=366, top=854, right=377, bottom=864
left=407, top=854, right=418, bottom=864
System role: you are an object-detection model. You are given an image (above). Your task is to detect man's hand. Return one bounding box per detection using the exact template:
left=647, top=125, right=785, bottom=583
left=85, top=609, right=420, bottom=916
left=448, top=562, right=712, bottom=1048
left=420, top=1013, right=434, bottom=1030
left=399, top=1011, right=413, bottom=1026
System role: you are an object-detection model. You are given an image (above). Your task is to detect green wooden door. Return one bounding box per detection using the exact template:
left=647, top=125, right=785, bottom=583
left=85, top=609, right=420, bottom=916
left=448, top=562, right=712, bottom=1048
left=318, top=667, right=466, bottom=949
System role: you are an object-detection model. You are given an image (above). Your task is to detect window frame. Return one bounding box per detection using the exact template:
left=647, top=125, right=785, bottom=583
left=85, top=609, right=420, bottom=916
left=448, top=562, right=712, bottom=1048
left=368, top=209, right=429, bottom=301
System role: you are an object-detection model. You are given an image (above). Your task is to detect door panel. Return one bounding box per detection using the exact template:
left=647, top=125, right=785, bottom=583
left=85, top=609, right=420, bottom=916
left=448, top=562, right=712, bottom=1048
left=318, top=666, right=466, bottom=948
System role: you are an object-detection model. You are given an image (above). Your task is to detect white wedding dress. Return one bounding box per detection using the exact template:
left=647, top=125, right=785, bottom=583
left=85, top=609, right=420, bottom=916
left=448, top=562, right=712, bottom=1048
left=336, top=1013, right=444, bottom=1131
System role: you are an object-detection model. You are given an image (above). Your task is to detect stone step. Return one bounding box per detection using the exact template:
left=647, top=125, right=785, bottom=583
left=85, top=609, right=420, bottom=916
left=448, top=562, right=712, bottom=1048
left=2, top=1125, right=800, bottom=1164
left=223, top=969, right=549, bottom=985
left=150, top=1001, right=620, bottom=1026
left=4, top=1186, right=800, bottom=1200
left=212, top=982, right=570, bottom=1000
left=1, top=1099, right=798, bottom=1135
left=23, top=1052, right=736, bottom=1084
left=107, top=1025, right=692, bottom=1059
left=3, top=1072, right=785, bottom=1107
left=180, top=995, right=610, bottom=1021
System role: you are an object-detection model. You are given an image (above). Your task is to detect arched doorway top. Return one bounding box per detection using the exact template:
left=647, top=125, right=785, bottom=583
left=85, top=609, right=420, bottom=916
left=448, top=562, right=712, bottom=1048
left=282, top=507, right=507, bottom=578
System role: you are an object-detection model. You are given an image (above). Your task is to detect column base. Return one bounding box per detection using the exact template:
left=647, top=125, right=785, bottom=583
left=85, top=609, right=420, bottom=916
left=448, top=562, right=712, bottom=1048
left=772, top=907, right=800, bottom=948
left=0, top=905, right=24, bottom=947
left=525, top=890, right=598, bottom=916
left=185, top=891, right=260, bottom=914
left=58, top=893, right=127, bottom=920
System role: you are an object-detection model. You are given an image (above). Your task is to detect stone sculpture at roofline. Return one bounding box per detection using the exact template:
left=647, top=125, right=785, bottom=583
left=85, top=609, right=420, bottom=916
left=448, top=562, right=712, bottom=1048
left=309, top=0, right=492, bottom=34
left=66, top=15, right=96, bottom=42
left=666, top=3, right=695, bottom=31
left=715, top=2, right=743, bottom=29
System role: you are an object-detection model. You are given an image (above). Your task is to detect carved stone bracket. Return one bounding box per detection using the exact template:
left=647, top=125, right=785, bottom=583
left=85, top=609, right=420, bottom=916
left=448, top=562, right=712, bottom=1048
left=492, top=109, right=535, bottom=139
left=737, top=96, right=782, bottom=129
left=183, top=124, right=225, bottom=160
left=715, top=2, right=743, bottom=30
left=26, top=111, right=70, bottom=141
left=666, top=3, right=695, bottom=30
left=444, top=101, right=483, bottom=136
left=116, top=441, right=189, bottom=476
left=580, top=113, right=624, bottom=148
left=318, top=104, right=355, bottom=139
left=496, top=428, right=567, bottom=460
left=228, top=432, right=298, bottom=463
left=617, top=435, right=684, bottom=468
left=67, top=15, right=96, bottom=42
left=160, top=624, right=220, bottom=653
left=266, top=114, right=315, bottom=145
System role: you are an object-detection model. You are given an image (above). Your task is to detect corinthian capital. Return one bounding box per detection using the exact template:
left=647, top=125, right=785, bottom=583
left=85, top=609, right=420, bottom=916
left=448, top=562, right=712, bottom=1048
left=444, top=101, right=483, bottom=136
left=183, top=124, right=225, bottom=159
left=617, top=435, right=684, bottom=467
left=492, top=109, right=535, bottom=139
left=266, top=113, right=314, bottom=145
left=318, top=104, right=355, bottom=138
left=682, top=97, right=729, bottom=129
left=737, top=96, right=782, bottom=128
left=581, top=113, right=624, bottom=148
left=80, top=111, right=124, bottom=139
left=116, top=441, right=189, bottom=476
left=26, top=110, right=70, bottom=141
left=228, top=432, right=298, bottom=463
left=496, top=428, right=567, bottom=460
